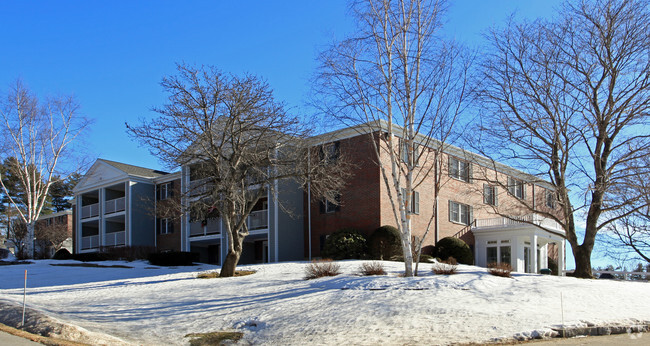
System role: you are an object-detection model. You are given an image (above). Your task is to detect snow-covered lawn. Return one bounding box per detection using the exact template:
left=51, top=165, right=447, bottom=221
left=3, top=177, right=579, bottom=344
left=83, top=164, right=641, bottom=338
left=0, top=259, right=648, bottom=345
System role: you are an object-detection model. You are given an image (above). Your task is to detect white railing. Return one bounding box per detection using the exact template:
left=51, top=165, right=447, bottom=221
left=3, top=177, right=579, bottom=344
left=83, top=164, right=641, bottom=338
left=105, top=197, right=126, bottom=214
left=81, top=203, right=100, bottom=219
left=81, top=235, right=100, bottom=249
left=474, top=214, right=562, bottom=232
left=190, top=218, right=221, bottom=237
left=248, top=209, right=268, bottom=230
left=104, top=231, right=126, bottom=247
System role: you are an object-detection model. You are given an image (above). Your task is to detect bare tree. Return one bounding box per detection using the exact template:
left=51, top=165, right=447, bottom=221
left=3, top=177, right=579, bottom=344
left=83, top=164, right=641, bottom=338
left=475, top=0, right=650, bottom=278
left=6, top=220, right=29, bottom=259
left=127, top=63, right=348, bottom=277
left=314, top=0, right=472, bottom=276
left=0, top=80, right=89, bottom=258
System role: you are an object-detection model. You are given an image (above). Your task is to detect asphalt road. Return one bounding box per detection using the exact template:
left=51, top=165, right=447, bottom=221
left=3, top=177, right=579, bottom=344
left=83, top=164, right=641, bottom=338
left=0, top=331, right=41, bottom=345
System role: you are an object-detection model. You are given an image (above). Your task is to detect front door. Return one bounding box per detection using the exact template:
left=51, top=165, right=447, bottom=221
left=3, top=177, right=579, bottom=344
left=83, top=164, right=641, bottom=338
left=524, top=246, right=531, bottom=273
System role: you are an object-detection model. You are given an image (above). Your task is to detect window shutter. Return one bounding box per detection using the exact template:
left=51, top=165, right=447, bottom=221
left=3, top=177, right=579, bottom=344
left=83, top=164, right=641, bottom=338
left=468, top=163, right=473, bottom=183
left=414, top=191, right=420, bottom=214
left=319, top=199, right=325, bottom=213
left=335, top=193, right=341, bottom=212
left=156, top=218, right=160, bottom=234
left=469, top=206, right=474, bottom=226
left=169, top=220, right=175, bottom=234
left=448, top=156, right=453, bottom=177
left=494, top=187, right=498, bottom=206
left=334, top=141, right=340, bottom=160
left=169, top=181, right=175, bottom=197
left=483, top=184, right=489, bottom=204
left=508, top=177, right=514, bottom=195
left=448, top=200, right=453, bottom=221
left=156, top=185, right=160, bottom=200
left=522, top=182, right=527, bottom=199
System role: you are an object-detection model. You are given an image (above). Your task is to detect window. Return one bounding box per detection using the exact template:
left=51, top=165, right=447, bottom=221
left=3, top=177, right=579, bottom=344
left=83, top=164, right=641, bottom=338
left=319, top=142, right=340, bottom=164
left=321, top=192, right=341, bottom=213
left=508, top=177, right=525, bottom=199
left=157, top=182, right=173, bottom=200
left=449, top=156, right=471, bottom=182
left=449, top=200, right=472, bottom=225
left=157, top=218, right=174, bottom=234
left=545, top=189, right=556, bottom=208
left=400, top=140, right=420, bottom=166
left=400, top=188, right=420, bottom=214
left=483, top=184, right=497, bottom=206
left=500, top=246, right=511, bottom=265
left=486, top=247, right=497, bottom=265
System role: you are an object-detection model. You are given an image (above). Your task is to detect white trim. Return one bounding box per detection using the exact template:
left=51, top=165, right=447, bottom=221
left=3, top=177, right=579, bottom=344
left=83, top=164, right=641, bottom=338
left=274, top=179, right=279, bottom=263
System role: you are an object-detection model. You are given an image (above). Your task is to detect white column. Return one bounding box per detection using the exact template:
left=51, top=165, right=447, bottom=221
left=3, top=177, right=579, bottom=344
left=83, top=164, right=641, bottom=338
left=532, top=234, right=538, bottom=274
left=99, top=188, right=105, bottom=248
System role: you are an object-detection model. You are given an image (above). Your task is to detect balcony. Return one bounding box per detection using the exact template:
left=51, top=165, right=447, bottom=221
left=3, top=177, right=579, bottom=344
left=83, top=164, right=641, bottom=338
left=473, top=214, right=564, bottom=234
left=81, top=204, right=100, bottom=219
left=105, top=197, right=126, bottom=214
left=104, top=231, right=126, bottom=247
left=248, top=209, right=268, bottom=230
left=81, top=235, right=100, bottom=250
left=189, top=179, right=214, bottom=197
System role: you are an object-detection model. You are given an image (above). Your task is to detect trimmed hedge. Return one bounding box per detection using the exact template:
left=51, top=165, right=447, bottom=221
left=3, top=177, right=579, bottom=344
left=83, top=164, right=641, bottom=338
left=433, top=237, right=473, bottom=265
left=52, top=248, right=72, bottom=260
left=322, top=228, right=367, bottom=260
left=368, top=225, right=401, bottom=260
left=148, top=251, right=199, bottom=266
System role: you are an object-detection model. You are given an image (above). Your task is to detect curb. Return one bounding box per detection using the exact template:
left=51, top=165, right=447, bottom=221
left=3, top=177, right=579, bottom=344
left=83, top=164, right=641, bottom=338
left=551, top=321, right=650, bottom=338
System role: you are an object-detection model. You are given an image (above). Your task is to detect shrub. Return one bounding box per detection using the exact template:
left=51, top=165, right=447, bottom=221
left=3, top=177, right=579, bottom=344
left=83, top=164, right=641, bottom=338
left=418, top=254, right=434, bottom=263
left=547, top=257, right=559, bottom=276
left=304, top=259, right=341, bottom=280
left=487, top=262, right=513, bottom=277
left=368, top=225, right=401, bottom=260
left=72, top=252, right=116, bottom=262
left=433, top=237, right=473, bottom=264
left=52, top=248, right=72, bottom=260
left=432, top=257, right=458, bottom=275
left=148, top=251, right=199, bottom=266
left=321, top=228, right=367, bottom=260
left=358, top=262, right=386, bottom=276
left=104, top=246, right=156, bottom=261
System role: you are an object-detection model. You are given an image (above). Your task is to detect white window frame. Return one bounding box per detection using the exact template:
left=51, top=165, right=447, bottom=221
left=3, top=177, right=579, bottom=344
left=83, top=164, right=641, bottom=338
left=508, top=177, right=525, bottom=199
left=159, top=218, right=173, bottom=234
left=400, top=188, right=420, bottom=214
left=449, top=200, right=472, bottom=225
left=545, top=189, right=556, bottom=208
left=449, top=156, right=470, bottom=182
left=483, top=184, right=497, bottom=206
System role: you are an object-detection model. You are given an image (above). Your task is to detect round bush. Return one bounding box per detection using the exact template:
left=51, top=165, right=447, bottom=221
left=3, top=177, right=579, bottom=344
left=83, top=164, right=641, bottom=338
left=52, top=248, right=72, bottom=260
left=322, top=228, right=367, bottom=260
left=368, top=225, right=401, bottom=260
left=433, top=237, right=473, bottom=265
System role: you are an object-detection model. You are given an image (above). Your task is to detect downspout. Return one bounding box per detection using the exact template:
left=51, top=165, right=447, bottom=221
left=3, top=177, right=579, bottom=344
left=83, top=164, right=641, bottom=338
left=307, top=150, right=312, bottom=261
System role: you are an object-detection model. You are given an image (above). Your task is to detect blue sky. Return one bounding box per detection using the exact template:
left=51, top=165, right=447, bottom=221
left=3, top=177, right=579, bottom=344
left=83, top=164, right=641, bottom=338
left=3, top=1, right=613, bottom=269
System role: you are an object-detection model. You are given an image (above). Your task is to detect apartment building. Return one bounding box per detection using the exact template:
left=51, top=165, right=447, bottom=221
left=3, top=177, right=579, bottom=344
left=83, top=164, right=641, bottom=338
left=73, top=122, right=566, bottom=273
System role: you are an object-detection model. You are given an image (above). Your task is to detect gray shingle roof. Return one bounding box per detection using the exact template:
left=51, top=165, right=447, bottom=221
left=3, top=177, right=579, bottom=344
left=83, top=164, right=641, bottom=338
left=98, top=159, right=170, bottom=178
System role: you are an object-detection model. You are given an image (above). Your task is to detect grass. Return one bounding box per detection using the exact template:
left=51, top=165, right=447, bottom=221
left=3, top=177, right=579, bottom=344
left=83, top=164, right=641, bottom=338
left=185, top=331, right=244, bottom=346
left=0, top=322, right=86, bottom=346
left=49, top=263, right=133, bottom=269
left=196, top=270, right=256, bottom=278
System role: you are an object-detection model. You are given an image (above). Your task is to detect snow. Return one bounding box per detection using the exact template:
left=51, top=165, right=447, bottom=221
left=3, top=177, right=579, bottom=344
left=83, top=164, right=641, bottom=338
left=0, top=259, right=648, bottom=345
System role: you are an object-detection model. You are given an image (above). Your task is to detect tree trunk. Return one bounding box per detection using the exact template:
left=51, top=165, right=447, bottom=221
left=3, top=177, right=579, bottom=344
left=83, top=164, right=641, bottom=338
left=571, top=244, right=594, bottom=278
left=25, top=222, right=35, bottom=259
left=220, top=250, right=242, bottom=277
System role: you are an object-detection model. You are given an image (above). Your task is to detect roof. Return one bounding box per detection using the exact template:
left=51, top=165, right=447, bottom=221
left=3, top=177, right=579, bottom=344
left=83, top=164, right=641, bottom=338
left=98, top=159, right=171, bottom=179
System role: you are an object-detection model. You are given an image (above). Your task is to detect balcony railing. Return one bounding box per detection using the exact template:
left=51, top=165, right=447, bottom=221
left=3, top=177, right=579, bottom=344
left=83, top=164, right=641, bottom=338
left=105, top=197, right=126, bottom=214
left=190, top=217, right=221, bottom=237
left=474, top=214, right=563, bottom=232
left=81, top=203, right=100, bottom=219
left=104, top=231, right=126, bottom=247
left=81, top=235, right=100, bottom=250
left=248, top=209, right=268, bottom=230
left=189, top=179, right=214, bottom=197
